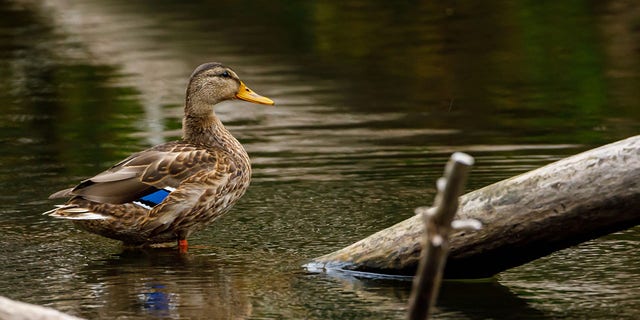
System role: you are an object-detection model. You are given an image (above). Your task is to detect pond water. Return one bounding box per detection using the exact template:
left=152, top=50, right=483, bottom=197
left=1, top=0, right=639, bottom=319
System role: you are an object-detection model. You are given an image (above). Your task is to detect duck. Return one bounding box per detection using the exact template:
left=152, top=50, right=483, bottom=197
left=45, top=62, right=274, bottom=252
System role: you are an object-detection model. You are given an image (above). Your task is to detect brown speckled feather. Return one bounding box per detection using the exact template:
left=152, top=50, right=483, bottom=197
left=62, top=141, right=221, bottom=204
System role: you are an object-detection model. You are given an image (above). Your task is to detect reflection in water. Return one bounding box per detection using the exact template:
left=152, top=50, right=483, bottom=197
left=76, top=249, right=252, bottom=319
left=437, top=280, right=549, bottom=320
left=501, top=228, right=640, bottom=319
left=303, top=272, right=549, bottom=320
left=0, top=0, right=639, bottom=319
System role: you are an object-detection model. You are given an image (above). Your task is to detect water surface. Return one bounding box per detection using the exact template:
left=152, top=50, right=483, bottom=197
left=1, top=0, right=639, bottom=319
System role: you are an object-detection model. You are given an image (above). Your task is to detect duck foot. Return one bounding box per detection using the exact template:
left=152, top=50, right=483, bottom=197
left=178, top=239, right=188, bottom=253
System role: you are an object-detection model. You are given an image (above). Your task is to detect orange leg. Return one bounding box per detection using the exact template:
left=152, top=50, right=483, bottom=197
left=178, top=239, right=188, bottom=253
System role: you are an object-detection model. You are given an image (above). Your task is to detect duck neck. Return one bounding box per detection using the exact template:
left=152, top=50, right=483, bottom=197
left=182, top=110, right=242, bottom=152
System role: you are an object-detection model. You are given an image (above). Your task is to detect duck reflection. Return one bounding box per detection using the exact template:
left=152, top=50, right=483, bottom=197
left=140, top=283, right=172, bottom=317
left=78, top=248, right=252, bottom=319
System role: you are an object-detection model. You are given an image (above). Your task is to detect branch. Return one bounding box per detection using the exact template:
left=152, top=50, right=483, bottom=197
left=407, top=152, right=476, bottom=320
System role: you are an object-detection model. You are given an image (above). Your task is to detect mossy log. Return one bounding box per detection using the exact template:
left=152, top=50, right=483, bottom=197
left=307, top=135, right=640, bottom=279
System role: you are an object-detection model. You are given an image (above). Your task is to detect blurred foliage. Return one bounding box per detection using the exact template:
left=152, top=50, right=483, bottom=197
left=125, top=0, right=640, bottom=144
left=1, top=0, right=639, bottom=169
left=0, top=2, right=143, bottom=180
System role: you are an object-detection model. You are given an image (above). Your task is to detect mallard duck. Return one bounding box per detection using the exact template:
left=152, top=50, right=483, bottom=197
left=45, top=62, right=274, bottom=252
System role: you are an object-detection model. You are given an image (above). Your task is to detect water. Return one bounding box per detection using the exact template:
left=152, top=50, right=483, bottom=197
left=1, top=0, right=639, bottom=319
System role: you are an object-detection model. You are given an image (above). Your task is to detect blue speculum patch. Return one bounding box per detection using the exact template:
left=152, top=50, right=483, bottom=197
left=140, top=189, right=171, bottom=205
left=134, top=188, right=173, bottom=209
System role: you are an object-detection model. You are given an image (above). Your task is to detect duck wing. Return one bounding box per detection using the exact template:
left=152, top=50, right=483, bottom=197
left=50, top=141, right=219, bottom=205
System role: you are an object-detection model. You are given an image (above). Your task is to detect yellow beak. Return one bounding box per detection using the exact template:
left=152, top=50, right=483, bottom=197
left=235, top=82, right=275, bottom=106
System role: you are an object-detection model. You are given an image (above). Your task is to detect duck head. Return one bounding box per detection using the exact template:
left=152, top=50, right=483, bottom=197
left=185, top=62, right=274, bottom=116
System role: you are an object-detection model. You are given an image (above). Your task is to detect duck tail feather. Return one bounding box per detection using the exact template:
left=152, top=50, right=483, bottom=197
left=49, top=188, right=74, bottom=199
left=44, top=205, right=109, bottom=220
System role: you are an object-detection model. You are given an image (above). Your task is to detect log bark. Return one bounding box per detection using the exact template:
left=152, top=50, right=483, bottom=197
left=307, top=135, right=640, bottom=279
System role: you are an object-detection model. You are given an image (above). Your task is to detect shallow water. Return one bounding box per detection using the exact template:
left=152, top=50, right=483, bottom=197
left=1, top=0, right=639, bottom=319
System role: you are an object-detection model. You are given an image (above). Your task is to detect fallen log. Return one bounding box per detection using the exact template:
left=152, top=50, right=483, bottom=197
left=307, top=135, right=640, bottom=278
left=0, top=296, right=84, bottom=320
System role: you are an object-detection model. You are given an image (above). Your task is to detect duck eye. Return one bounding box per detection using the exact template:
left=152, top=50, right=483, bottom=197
left=219, top=71, right=231, bottom=78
